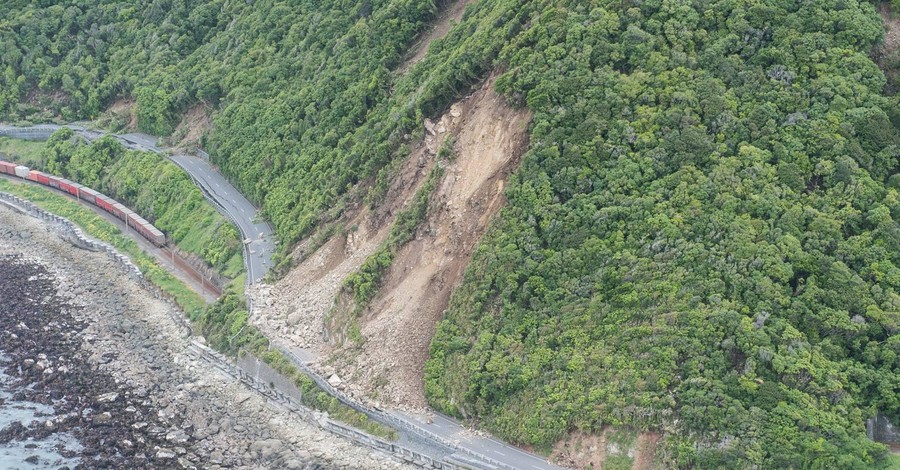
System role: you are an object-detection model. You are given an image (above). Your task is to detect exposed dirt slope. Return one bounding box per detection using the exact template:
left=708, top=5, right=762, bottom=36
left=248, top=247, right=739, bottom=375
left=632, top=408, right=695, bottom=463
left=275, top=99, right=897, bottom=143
left=252, top=136, right=437, bottom=356
left=875, top=3, right=900, bottom=94
left=550, top=429, right=660, bottom=470
left=164, top=103, right=212, bottom=152
left=252, top=76, right=530, bottom=409
left=98, top=98, right=137, bottom=131
left=328, top=75, right=531, bottom=407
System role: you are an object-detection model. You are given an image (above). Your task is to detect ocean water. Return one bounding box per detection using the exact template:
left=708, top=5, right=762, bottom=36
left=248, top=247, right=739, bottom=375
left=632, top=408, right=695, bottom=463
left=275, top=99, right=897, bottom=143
left=0, top=354, right=82, bottom=470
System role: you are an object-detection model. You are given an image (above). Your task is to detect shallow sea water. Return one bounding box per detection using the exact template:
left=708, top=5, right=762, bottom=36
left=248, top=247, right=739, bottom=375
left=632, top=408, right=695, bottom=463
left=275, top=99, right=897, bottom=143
left=0, top=353, right=82, bottom=469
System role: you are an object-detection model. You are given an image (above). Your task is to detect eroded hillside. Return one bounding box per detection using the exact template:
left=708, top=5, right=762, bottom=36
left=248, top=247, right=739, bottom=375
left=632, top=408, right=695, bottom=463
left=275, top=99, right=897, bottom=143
left=254, top=75, right=531, bottom=407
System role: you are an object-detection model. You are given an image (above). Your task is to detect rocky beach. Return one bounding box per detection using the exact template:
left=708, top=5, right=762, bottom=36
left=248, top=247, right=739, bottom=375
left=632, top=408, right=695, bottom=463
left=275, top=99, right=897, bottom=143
left=0, top=204, right=411, bottom=469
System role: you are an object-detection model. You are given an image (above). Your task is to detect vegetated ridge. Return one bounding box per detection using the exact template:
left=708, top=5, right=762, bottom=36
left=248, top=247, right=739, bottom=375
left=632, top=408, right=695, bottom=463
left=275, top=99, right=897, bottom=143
left=1, top=0, right=899, bottom=469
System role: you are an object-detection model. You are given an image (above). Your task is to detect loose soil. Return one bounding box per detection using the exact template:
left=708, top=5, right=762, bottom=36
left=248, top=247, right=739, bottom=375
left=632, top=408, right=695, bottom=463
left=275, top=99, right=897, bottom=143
left=101, top=98, right=138, bottom=131
left=334, top=74, right=530, bottom=407
left=253, top=74, right=531, bottom=409
left=164, top=104, right=213, bottom=152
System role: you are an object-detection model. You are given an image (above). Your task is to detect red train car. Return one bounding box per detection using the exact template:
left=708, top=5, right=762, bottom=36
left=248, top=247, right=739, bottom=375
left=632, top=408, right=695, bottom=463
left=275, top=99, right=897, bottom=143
left=95, top=194, right=115, bottom=213
left=3, top=160, right=167, bottom=248
left=58, top=179, right=80, bottom=197
left=0, top=161, right=15, bottom=175
left=111, top=202, right=128, bottom=222
left=79, top=187, right=99, bottom=205
left=27, top=170, right=50, bottom=185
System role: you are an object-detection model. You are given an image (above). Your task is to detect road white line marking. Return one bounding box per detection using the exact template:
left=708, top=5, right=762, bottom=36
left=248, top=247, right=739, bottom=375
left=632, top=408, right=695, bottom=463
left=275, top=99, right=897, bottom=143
left=492, top=450, right=506, bottom=456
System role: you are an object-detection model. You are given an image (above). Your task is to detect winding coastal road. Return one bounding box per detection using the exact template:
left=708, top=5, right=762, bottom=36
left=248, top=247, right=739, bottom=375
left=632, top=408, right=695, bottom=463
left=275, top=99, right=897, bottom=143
left=0, top=123, right=565, bottom=470
left=0, top=124, right=276, bottom=284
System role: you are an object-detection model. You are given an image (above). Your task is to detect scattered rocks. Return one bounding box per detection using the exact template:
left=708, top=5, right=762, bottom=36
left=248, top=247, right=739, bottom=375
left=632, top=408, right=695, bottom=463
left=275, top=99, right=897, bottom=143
left=0, top=206, right=412, bottom=470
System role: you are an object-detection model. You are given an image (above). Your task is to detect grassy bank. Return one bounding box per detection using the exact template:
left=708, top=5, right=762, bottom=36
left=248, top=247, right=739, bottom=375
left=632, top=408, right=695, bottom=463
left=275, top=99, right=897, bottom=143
left=0, top=137, right=46, bottom=167
left=0, top=177, right=206, bottom=316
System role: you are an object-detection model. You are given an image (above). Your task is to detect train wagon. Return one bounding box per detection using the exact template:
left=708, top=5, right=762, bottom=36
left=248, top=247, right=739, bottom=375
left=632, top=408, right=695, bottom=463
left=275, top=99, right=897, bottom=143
left=145, top=225, right=165, bottom=247
left=79, top=187, right=99, bottom=205
left=58, top=179, right=80, bottom=197
left=27, top=170, right=50, bottom=185
left=0, top=161, right=16, bottom=175
left=120, top=206, right=136, bottom=228
left=95, top=194, right=115, bottom=213
left=2, top=160, right=168, bottom=248
left=111, top=202, right=128, bottom=222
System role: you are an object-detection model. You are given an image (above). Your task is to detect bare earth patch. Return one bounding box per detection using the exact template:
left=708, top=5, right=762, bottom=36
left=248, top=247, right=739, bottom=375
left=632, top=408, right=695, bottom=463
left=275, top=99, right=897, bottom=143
left=251, top=128, right=438, bottom=357
left=100, top=98, right=138, bottom=131
left=252, top=75, right=531, bottom=410
left=164, top=103, right=212, bottom=152
left=329, top=74, right=531, bottom=408
left=631, top=432, right=661, bottom=470
left=550, top=429, right=660, bottom=470
left=875, top=3, right=900, bottom=93
left=551, top=431, right=607, bottom=469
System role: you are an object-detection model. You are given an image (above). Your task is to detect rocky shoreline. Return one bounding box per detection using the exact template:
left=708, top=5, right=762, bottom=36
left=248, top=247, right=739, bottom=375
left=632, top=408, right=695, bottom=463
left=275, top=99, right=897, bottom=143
left=0, top=206, right=411, bottom=469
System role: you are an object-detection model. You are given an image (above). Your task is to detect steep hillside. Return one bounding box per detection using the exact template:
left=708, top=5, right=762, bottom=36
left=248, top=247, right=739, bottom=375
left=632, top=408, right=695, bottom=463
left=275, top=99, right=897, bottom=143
left=2, top=0, right=900, bottom=468
left=254, top=75, right=530, bottom=407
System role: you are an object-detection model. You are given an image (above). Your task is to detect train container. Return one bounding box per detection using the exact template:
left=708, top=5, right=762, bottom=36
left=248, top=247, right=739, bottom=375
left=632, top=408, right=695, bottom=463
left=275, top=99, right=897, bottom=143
left=111, top=202, right=128, bottom=222
left=79, top=187, right=99, bottom=205
left=0, top=161, right=15, bottom=175
left=58, top=179, right=79, bottom=197
left=70, top=182, right=84, bottom=199
left=95, top=194, right=115, bottom=213
left=121, top=207, right=136, bottom=228
left=127, top=212, right=144, bottom=232
left=15, top=166, right=30, bottom=178
left=147, top=226, right=165, bottom=247
left=47, top=175, right=61, bottom=189
left=27, top=170, right=50, bottom=185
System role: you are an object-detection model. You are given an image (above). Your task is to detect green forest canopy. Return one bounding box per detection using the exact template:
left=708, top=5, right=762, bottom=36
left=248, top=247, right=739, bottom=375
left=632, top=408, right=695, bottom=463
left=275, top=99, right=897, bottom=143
left=1, top=0, right=899, bottom=468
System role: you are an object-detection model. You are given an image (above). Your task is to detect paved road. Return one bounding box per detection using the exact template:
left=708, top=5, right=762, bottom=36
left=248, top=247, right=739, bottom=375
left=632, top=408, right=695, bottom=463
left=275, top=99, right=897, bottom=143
left=394, top=410, right=565, bottom=470
left=0, top=124, right=276, bottom=285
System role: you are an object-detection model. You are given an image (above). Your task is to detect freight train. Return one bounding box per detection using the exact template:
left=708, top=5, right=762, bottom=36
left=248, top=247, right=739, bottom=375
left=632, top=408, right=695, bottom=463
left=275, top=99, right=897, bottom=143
left=0, top=160, right=166, bottom=247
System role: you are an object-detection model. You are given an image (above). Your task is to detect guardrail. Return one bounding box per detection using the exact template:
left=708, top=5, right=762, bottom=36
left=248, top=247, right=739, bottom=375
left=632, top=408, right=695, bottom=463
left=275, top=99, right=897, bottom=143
left=187, top=340, right=470, bottom=469
left=1, top=127, right=541, bottom=470
left=271, top=343, right=523, bottom=470
left=0, top=194, right=475, bottom=468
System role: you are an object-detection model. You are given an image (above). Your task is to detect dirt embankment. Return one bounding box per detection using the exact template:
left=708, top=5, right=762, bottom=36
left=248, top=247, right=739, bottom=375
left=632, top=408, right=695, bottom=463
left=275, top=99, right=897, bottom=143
left=551, top=429, right=661, bottom=470
left=164, top=103, right=213, bottom=152
left=875, top=3, right=900, bottom=94
left=253, top=74, right=531, bottom=408
left=252, top=125, right=436, bottom=356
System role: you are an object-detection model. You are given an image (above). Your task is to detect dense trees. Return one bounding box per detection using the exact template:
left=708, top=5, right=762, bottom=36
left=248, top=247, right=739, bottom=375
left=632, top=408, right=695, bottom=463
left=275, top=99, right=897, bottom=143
left=426, top=1, right=900, bottom=468
left=1, top=0, right=899, bottom=468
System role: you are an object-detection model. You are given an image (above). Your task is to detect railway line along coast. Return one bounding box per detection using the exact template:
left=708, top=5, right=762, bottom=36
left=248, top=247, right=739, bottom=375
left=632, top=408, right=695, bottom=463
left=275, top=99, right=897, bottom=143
left=0, top=124, right=564, bottom=470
